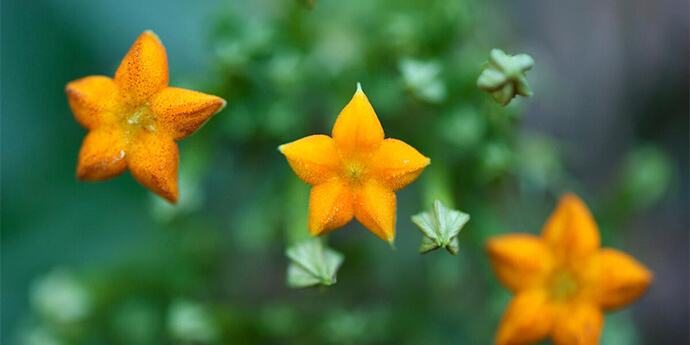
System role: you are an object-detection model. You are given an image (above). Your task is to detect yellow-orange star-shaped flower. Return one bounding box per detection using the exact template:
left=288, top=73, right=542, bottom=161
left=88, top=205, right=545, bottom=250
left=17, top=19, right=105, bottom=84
left=279, top=84, right=430, bottom=243
left=486, top=194, right=652, bottom=345
left=66, top=31, right=226, bottom=203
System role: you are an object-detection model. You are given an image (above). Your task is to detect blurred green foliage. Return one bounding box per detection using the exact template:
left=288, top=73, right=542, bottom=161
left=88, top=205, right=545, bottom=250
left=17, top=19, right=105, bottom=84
left=4, top=0, right=680, bottom=344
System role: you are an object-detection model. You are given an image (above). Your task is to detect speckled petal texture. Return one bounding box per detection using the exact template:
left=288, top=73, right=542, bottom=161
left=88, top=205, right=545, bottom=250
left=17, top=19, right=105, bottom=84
left=332, top=89, right=384, bottom=158
left=127, top=133, right=179, bottom=203
left=114, top=31, right=169, bottom=102
left=279, top=85, right=429, bottom=242
left=354, top=181, right=397, bottom=242
left=370, top=138, right=430, bottom=191
left=77, top=127, right=128, bottom=181
left=150, top=87, right=226, bottom=140
left=308, top=179, right=355, bottom=236
left=279, top=135, right=341, bottom=185
left=66, top=31, right=226, bottom=203
left=66, top=76, right=120, bottom=130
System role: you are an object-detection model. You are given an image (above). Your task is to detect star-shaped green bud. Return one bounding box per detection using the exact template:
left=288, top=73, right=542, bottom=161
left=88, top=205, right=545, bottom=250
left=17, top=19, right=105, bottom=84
left=412, top=200, right=470, bottom=255
left=477, top=49, right=534, bottom=106
left=285, top=238, right=344, bottom=288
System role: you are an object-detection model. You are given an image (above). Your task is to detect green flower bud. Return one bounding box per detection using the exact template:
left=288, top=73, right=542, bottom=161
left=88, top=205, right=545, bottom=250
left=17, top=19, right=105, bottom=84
left=477, top=49, right=534, bottom=106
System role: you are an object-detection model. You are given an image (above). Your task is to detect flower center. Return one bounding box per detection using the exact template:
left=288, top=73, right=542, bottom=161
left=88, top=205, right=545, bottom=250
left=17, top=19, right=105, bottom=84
left=550, top=270, right=579, bottom=301
left=344, top=162, right=367, bottom=183
left=121, top=104, right=156, bottom=135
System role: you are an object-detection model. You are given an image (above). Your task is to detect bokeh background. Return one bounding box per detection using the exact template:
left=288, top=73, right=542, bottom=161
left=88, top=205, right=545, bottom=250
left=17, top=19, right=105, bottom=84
left=2, top=0, right=688, bottom=344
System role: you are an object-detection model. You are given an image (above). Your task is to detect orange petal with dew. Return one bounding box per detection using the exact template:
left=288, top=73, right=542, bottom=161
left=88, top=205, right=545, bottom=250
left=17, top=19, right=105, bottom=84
left=551, top=302, right=603, bottom=345
left=279, top=135, right=342, bottom=186
left=354, top=181, right=396, bottom=243
left=307, top=179, right=354, bottom=236
left=369, top=138, right=430, bottom=191
left=127, top=133, right=179, bottom=203
left=542, top=193, right=601, bottom=261
left=114, top=31, right=169, bottom=102
left=331, top=86, right=384, bottom=158
left=150, top=87, right=226, bottom=140
left=77, top=127, right=128, bottom=181
left=494, top=289, right=554, bottom=345
left=583, top=248, right=652, bottom=310
left=485, top=234, right=556, bottom=292
left=65, top=76, right=119, bottom=130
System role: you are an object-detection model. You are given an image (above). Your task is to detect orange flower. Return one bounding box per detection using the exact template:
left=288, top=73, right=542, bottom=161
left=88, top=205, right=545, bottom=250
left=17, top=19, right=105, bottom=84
left=279, top=84, right=430, bottom=243
left=66, top=31, right=226, bottom=203
left=486, top=194, right=652, bottom=345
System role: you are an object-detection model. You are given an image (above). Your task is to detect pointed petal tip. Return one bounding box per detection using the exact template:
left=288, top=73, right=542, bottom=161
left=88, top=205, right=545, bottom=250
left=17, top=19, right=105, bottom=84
left=138, top=30, right=164, bottom=47
left=154, top=184, right=179, bottom=204
left=76, top=164, right=99, bottom=181
left=157, top=187, right=179, bottom=204
left=356, top=82, right=363, bottom=93
left=65, top=80, right=75, bottom=94
left=212, top=97, right=228, bottom=116
left=641, top=268, right=654, bottom=286
left=141, top=30, right=160, bottom=40
left=560, top=191, right=580, bottom=200
left=75, top=168, right=88, bottom=181
left=387, top=238, right=397, bottom=250
left=558, top=192, right=587, bottom=209
left=167, top=194, right=179, bottom=204
left=308, top=225, right=329, bottom=238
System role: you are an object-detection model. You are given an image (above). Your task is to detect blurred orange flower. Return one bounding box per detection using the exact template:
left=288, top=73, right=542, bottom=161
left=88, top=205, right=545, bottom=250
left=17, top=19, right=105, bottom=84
left=486, top=193, right=652, bottom=345
left=66, top=31, right=226, bottom=203
left=279, top=84, right=430, bottom=243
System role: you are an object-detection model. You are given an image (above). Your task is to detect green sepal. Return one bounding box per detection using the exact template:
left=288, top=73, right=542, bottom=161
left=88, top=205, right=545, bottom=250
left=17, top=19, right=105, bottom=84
left=285, top=238, right=344, bottom=288
left=412, top=200, right=470, bottom=255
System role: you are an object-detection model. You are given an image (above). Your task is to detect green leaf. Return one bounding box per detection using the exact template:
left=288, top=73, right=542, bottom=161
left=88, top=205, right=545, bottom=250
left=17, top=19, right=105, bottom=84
left=412, top=200, right=470, bottom=255
left=285, top=239, right=344, bottom=288
left=477, top=49, right=534, bottom=106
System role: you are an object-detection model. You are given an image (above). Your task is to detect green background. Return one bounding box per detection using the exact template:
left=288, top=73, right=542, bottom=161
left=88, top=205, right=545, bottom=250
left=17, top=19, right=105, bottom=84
left=2, top=0, right=688, bottom=344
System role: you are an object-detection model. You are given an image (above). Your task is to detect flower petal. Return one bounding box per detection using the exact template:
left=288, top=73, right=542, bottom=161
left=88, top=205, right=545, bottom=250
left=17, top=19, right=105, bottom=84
left=331, top=86, right=384, bottom=158
left=76, top=127, right=127, bottom=181
left=279, top=135, right=342, bottom=185
left=485, top=234, right=555, bottom=291
left=115, top=31, right=169, bottom=102
left=494, top=289, right=554, bottom=345
left=127, top=133, right=179, bottom=203
left=369, top=138, right=430, bottom=191
left=551, top=302, right=603, bottom=345
left=65, top=76, right=120, bottom=130
left=307, top=179, right=354, bottom=236
left=149, top=87, right=226, bottom=140
left=354, top=181, right=396, bottom=243
left=583, top=248, right=652, bottom=310
left=542, top=194, right=600, bottom=261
